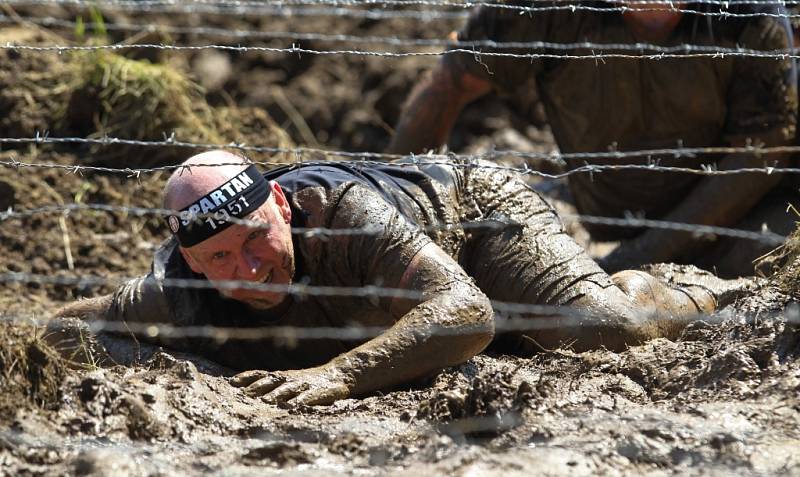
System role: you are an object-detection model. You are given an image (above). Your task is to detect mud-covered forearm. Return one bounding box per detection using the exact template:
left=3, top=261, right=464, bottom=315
left=54, top=276, right=171, bottom=326
left=324, top=185, right=495, bottom=395
left=387, top=58, right=491, bottom=155
left=106, top=275, right=173, bottom=326
left=53, top=294, right=114, bottom=321
left=330, top=281, right=494, bottom=396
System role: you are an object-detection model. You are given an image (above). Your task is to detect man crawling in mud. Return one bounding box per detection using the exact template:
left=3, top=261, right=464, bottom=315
left=54, top=150, right=738, bottom=406
left=57, top=151, right=744, bottom=404
left=388, top=0, right=799, bottom=277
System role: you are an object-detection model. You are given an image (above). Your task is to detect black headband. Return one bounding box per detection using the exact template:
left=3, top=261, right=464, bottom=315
left=167, top=165, right=270, bottom=247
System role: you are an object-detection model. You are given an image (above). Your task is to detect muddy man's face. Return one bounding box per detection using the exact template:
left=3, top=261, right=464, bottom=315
left=180, top=182, right=295, bottom=310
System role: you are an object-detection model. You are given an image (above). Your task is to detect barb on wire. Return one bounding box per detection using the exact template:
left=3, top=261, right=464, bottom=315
left=5, top=0, right=800, bottom=20
left=2, top=14, right=798, bottom=55
left=0, top=202, right=787, bottom=244
left=4, top=42, right=800, bottom=60
left=2, top=134, right=799, bottom=163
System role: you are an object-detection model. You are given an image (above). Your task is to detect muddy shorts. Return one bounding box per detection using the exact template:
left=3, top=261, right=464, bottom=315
left=454, top=161, right=614, bottom=305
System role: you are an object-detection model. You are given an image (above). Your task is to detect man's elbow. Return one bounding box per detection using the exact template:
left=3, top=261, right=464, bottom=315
left=438, top=294, right=495, bottom=365
left=53, top=294, right=113, bottom=321
left=467, top=294, right=496, bottom=353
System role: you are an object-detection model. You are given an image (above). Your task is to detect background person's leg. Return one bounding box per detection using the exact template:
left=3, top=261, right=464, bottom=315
left=694, top=192, right=799, bottom=278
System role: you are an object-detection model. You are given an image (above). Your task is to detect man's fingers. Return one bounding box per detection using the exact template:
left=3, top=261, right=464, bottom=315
left=245, top=374, right=286, bottom=397
left=261, top=381, right=308, bottom=405
left=230, top=370, right=269, bottom=388
left=287, top=388, right=339, bottom=407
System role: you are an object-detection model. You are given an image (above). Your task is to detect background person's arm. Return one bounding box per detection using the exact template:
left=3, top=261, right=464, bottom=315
left=601, top=17, right=798, bottom=271
left=387, top=3, right=551, bottom=155
left=600, top=141, right=793, bottom=272
left=386, top=56, right=492, bottom=155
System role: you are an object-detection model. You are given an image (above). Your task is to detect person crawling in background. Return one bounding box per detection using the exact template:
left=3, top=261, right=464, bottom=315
left=387, top=0, right=798, bottom=277
left=53, top=150, right=742, bottom=406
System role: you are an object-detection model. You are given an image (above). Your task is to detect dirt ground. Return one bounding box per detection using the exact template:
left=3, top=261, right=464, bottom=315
left=1, top=3, right=799, bottom=476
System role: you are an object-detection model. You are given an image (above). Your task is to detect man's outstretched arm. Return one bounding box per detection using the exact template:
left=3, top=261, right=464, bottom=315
left=53, top=294, right=113, bottom=322
left=54, top=273, right=173, bottom=326
left=47, top=276, right=174, bottom=366
left=387, top=55, right=492, bottom=155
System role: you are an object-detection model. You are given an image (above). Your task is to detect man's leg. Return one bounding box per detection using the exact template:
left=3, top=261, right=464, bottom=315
left=459, top=166, right=728, bottom=353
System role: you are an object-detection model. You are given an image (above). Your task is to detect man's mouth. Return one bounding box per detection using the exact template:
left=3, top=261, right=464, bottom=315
left=263, top=269, right=274, bottom=285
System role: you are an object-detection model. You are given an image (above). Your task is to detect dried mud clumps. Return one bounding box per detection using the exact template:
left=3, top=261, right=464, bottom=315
left=416, top=365, right=533, bottom=437
left=0, top=320, right=66, bottom=421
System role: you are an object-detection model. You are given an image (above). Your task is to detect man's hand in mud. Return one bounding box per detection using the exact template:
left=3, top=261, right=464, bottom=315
left=230, top=365, right=353, bottom=407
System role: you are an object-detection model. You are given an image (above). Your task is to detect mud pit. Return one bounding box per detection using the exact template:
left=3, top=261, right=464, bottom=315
left=3, top=318, right=799, bottom=475
left=1, top=5, right=799, bottom=476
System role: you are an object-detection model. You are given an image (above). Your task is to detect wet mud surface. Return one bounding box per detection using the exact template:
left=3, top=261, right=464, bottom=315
left=0, top=5, right=799, bottom=476
left=3, top=319, right=799, bottom=475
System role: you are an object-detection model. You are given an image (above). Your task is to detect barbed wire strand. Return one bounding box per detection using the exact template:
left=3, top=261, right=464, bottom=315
left=0, top=269, right=794, bottom=342
left=6, top=159, right=800, bottom=185
left=2, top=134, right=797, bottom=162
left=4, top=306, right=793, bottom=341
left=5, top=0, right=473, bottom=20
left=111, top=0, right=800, bottom=8
left=11, top=0, right=800, bottom=9
left=4, top=157, right=800, bottom=180
left=0, top=202, right=787, bottom=244
left=0, top=269, right=779, bottom=335
left=3, top=14, right=800, bottom=55
left=5, top=42, right=800, bottom=60
left=7, top=0, right=800, bottom=20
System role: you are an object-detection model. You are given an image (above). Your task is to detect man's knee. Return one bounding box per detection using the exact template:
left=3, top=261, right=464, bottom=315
left=610, top=269, right=714, bottom=341
left=612, top=270, right=712, bottom=312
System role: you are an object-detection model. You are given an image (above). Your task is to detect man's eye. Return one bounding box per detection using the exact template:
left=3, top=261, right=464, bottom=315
left=212, top=251, right=228, bottom=260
